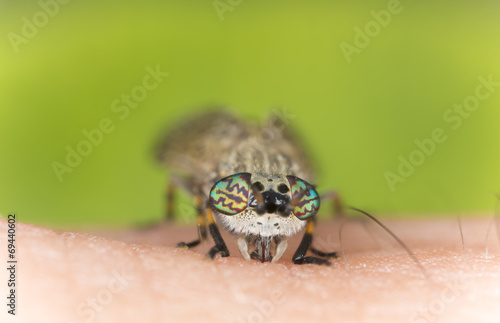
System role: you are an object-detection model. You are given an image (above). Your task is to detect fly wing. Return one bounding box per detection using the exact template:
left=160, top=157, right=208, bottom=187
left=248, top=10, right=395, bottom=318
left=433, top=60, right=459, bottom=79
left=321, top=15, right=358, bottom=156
left=258, top=110, right=316, bottom=181
left=155, top=110, right=251, bottom=180
left=155, top=109, right=316, bottom=194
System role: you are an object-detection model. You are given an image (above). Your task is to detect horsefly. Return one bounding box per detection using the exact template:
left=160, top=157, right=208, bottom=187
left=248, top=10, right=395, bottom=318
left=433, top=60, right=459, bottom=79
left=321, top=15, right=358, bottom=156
left=155, top=109, right=425, bottom=269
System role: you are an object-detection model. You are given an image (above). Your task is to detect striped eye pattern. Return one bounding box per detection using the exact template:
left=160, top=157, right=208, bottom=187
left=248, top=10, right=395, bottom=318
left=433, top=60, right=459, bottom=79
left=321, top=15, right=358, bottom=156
left=210, top=173, right=252, bottom=215
left=286, top=176, right=320, bottom=220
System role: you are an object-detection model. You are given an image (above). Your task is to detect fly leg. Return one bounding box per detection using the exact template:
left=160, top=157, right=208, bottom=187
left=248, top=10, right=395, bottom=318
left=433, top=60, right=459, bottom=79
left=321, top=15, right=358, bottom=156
left=176, top=194, right=207, bottom=248
left=305, top=191, right=344, bottom=257
left=293, top=219, right=336, bottom=265
left=250, top=236, right=273, bottom=262
left=177, top=196, right=229, bottom=259
left=165, top=179, right=175, bottom=222
left=206, top=206, right=230, bottom=258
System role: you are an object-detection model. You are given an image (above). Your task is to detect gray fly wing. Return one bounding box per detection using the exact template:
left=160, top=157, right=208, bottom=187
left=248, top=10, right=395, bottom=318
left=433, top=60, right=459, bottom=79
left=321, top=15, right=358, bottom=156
left=154, top=110, right=250, bottom=178
left=155, top=108, right=316, bottom=194
left=260, top=109, right=316, bottom=180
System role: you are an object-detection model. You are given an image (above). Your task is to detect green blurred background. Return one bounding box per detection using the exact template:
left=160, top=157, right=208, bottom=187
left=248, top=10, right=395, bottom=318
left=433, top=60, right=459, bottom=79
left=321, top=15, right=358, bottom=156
left=1, top=0, right=499, bottom=228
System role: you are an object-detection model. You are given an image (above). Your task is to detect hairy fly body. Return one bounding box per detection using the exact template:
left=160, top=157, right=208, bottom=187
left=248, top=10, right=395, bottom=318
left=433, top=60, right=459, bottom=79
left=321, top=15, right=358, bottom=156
left=155, top=110, right=338, bottom=265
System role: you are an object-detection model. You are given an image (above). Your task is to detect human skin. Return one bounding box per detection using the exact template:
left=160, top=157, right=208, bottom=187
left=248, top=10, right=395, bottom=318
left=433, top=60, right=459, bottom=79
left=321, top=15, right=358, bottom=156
left=1, top=216, right=500, bottom=323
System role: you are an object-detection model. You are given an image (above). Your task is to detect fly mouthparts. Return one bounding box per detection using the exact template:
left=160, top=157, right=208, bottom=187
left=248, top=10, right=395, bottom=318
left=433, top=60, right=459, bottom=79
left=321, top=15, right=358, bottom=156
left=261, top=241, right=266, bottom=263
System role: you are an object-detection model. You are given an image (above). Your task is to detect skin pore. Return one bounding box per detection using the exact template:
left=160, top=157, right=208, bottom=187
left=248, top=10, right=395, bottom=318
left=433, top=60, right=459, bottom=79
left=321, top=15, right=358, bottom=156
left=2, top=215, right=500, bottom=323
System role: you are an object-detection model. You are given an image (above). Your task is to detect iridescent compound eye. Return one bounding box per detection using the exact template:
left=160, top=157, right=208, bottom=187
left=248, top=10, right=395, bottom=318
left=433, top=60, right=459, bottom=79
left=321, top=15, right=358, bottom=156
left=209, top=173, right=252, bottom=215
left=286, top=175, right=320, bottom=220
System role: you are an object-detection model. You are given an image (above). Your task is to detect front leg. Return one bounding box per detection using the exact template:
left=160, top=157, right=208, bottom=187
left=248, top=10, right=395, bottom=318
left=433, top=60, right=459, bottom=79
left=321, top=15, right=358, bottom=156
left=176, top=194, right=207, bottom=248
left=293, top=219, right=335, bottom=266
left=206, top=206, right=230, bottom=259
